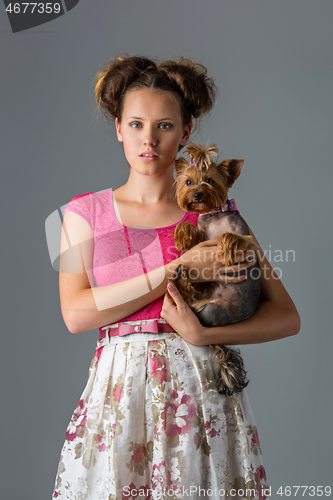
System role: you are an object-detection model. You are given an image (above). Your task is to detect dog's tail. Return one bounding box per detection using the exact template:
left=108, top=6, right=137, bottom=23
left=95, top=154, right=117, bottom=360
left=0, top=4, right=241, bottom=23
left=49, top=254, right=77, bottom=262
left=212, top=345, right=249, bottom=395
left=185, top=142, right=218, bottom=169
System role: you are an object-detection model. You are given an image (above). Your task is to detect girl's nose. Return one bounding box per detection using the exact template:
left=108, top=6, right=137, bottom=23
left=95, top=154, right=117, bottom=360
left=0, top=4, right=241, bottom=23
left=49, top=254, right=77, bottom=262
left=143, top=129, right=157, bottom=146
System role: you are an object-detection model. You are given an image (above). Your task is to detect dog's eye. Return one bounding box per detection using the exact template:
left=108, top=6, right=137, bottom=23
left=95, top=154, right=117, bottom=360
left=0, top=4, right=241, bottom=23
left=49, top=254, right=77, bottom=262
left=205, top=178, right=214, bottom=184
left=186, top=180, right=193, bottom=186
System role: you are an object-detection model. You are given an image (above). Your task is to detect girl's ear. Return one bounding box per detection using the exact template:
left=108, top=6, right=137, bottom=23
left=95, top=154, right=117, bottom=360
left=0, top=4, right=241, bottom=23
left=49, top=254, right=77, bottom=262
left=179, top=123, right=192, bottom=146
left=115, top=118, right=123, bottom=142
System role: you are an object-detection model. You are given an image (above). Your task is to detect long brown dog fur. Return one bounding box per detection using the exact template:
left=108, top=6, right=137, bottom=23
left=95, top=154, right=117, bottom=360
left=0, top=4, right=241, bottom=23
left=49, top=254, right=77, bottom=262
left=166, top=143, right=261, bottom=395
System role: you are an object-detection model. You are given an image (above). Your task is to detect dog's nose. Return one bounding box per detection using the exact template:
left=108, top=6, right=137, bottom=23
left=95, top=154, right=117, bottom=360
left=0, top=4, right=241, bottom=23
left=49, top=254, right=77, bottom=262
left=194, top=192, right=203, bottom=201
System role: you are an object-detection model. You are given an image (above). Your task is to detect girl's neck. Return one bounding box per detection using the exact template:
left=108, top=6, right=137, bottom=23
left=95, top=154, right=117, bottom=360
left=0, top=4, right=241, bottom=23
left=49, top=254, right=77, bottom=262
left=117, top=169, right=176, bottom=204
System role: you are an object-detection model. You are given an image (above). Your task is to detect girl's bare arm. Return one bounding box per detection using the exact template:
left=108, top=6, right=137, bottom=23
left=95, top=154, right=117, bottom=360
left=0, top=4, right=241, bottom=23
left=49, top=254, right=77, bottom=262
left=60, top=211, right=179, bottom=333
left=60, top=212, right=254, bottom=334
left=161, top=224, right=301, bottom=346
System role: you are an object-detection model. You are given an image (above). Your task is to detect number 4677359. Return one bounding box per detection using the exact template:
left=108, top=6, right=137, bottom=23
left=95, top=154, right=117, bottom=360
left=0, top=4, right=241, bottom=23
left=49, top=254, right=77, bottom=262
left=277, top=486, right=331, bottom=497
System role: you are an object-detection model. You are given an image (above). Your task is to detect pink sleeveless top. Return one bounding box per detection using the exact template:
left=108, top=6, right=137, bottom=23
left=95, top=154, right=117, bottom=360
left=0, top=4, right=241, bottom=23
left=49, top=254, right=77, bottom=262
left=63, top=188, right=199, bottom=330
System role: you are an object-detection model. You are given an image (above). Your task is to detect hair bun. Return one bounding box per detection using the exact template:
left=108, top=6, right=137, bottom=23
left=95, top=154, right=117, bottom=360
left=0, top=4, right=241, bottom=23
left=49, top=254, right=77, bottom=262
left=95, top=56, right=158, bottom=119
left=158, top=58, right=217, bottom=120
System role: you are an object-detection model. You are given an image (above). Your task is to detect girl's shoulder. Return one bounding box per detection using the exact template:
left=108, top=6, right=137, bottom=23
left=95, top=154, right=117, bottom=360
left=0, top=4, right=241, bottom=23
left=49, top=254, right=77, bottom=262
left=63, top=188, right=113, bottom=231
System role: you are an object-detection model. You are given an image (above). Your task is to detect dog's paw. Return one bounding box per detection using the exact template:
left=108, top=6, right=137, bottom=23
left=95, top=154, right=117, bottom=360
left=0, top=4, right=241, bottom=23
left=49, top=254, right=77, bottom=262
left=166, top=264, right=196, bottom=302
left=174, top=222, right=204, bottom=251
left=218, top=233, right=258, bottom=266
left=171, top=264, right=189, bottom=282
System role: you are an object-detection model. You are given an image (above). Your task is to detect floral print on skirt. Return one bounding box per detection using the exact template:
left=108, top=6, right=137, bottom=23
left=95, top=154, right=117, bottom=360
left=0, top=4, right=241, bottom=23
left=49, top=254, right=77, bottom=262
left=52, top=329, right=270, bottom=500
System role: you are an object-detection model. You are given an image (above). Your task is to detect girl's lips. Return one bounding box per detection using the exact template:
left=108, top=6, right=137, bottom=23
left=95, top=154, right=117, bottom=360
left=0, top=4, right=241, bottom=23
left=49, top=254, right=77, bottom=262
left=139, top=155, right=159, bottom=161
left=140, top=151, right=159, bottom=156
left=139, top=152, right=159, bottom=161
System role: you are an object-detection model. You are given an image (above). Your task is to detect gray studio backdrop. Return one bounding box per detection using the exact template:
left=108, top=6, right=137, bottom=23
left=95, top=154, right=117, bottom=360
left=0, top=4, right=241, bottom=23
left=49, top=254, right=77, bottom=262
left=1, top=1, right=332, bottom=498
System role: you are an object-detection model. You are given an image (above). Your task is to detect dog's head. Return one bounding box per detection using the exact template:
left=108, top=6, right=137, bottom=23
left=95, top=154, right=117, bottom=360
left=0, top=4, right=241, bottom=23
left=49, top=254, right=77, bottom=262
left=174, top=143, right=244, bottom=213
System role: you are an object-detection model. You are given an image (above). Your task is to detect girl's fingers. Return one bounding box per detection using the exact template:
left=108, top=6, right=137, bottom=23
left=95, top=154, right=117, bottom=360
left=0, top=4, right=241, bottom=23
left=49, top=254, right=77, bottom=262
left=166, top=282, right=185, bottom=309
left=234, top=249, right=257, bottom=263
left=219, top=259, right=256, bottom=275
left=202, top=237, right=220, bottom=245
left=214, top=258, right=257, bottom=282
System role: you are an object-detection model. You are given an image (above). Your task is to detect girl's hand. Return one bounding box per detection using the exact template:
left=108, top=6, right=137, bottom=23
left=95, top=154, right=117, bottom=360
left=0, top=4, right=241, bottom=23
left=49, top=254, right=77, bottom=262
left=161, top=282, right=203, bottom=345
left=176, top=238, right=255, bottom=284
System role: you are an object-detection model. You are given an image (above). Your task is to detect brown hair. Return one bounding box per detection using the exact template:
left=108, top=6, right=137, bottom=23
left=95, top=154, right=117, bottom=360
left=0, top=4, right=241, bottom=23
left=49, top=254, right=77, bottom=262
left=94, top=55, right=217, bottom=132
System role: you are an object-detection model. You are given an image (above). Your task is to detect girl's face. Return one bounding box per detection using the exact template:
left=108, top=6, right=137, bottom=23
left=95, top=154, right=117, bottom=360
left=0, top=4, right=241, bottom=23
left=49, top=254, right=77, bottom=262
left=115, top=88, right=191, bottom=177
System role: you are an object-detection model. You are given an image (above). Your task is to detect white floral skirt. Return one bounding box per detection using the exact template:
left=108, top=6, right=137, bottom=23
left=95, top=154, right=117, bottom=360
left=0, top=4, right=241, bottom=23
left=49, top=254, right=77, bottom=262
left=52, top=324, right=270, bottom=500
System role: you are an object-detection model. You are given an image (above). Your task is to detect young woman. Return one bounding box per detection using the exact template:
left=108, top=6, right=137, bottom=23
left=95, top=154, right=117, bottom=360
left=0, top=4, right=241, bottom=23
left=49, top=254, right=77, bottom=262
left=52, top=56, right=300, bottom=499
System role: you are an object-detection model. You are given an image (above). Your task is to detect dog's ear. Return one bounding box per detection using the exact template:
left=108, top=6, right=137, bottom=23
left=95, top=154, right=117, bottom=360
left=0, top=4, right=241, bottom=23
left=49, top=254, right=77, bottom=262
left=217, top=159, right=244, bottom=187
left=175, top=157, right=190, bottom=177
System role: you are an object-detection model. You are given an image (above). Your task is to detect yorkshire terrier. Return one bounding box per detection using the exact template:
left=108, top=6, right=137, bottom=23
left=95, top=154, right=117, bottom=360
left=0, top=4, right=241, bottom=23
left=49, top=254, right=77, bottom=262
left=166, top=143, right=261, bottom=395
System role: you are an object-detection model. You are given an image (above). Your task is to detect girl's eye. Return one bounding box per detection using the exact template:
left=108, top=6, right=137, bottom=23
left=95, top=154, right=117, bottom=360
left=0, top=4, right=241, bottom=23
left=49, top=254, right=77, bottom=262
left=186, top=180, right=193, bottom=186
left=159, top=123, right=171, bottom=129
left=131, top=122, right=141, bottom=128
left=205, top=178, right=214, bottom=184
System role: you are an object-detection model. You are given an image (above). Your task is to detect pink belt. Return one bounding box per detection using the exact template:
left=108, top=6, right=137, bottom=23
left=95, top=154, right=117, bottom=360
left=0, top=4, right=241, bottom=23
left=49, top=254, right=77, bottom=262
left=98, top=319, right=176, bottom=341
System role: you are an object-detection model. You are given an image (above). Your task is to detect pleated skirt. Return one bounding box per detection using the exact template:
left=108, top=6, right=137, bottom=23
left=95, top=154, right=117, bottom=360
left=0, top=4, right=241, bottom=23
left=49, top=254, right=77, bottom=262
left=52, top=324, right=270, bottom=499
